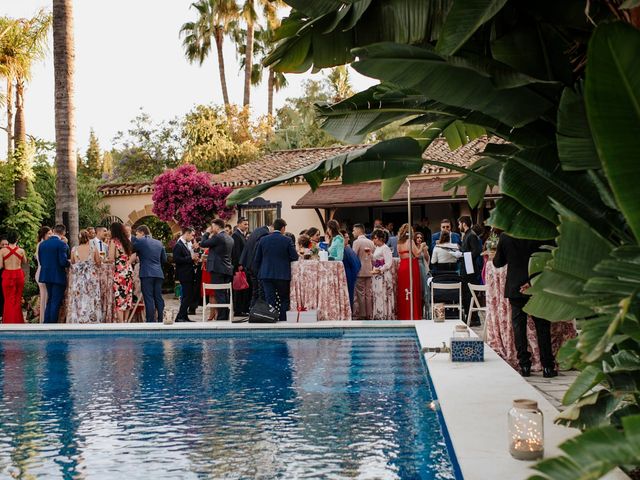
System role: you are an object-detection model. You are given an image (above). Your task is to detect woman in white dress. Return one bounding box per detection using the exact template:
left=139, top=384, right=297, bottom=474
left=67, top=230, right=103, bottom=324
left=430, top=231, right=460, bottom=274
left=371, top=229, right=395, bottom=320
left=34, top=226, right=52, bottom=323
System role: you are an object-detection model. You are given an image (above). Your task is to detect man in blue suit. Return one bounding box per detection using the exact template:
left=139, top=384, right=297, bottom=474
left=38, top=224, right=70, bottom=323
left=430, top=218, right=462, bottom=254
left=133, top=225, right=167, bottom=322
left=253, top=218, right=298, bottom=321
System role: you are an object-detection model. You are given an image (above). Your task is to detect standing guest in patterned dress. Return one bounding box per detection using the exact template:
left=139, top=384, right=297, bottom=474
left=0, top=232, right=27, bottom=323
left=34, top=226, right=52, bottom=323
left=370, top=229, right=395, bottom=320
left=67, top=230, right=102, bottom=323
left=108, top=223, right=134, bottom=323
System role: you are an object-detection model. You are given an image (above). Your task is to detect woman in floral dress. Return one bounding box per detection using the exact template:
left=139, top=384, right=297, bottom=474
left=108, top=222, right=134, bottom=323
left=371, top=229, right=395, bottom=320
left=67, top=230, right=102, bottom=323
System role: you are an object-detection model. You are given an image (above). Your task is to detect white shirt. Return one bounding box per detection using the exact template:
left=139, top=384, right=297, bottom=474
left=91, top=237, right=107, bottom=254
left=431, top=242, right=460, bottom=264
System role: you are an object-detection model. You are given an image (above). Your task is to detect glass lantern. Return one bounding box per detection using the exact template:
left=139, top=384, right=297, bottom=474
left=508, top=399, right=544, bottom=460
left=452, top=325, right=470, bottom=338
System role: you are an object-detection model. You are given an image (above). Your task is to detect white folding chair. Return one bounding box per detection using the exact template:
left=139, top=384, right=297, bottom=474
left=467, top=284, right=488, bottom=339
left=430, top=282, right=463, bottom=321
left=202, top=283, right=234, bottom=322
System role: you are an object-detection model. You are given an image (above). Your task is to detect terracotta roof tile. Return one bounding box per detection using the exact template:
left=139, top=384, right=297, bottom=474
left=99, top=136, right=506, bottom=196
left=212, top=136, right=505, bottom=186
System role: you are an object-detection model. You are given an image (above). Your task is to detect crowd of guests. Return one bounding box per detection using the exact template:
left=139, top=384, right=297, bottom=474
left=0, top=214, right=560, bottom=376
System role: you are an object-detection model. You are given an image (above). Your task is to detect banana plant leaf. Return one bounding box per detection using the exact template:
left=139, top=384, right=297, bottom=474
left=435, top=0, right=508, bottom=55
left=530, top=414, right=640, bottom=480
left=487, top=196, right=557, bottom=240
left=556, top=86, right=600, bottom=171
left=351, top=42, right=556, bottom=127
left=585, top=22, right=640, bottom=243
left=562, top=365, right=604, bottom=405
left=227, top=137, right=426, bottom=205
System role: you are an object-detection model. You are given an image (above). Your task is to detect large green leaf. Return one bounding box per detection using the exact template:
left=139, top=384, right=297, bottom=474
left=487, top=196, right=557, bottom=240
left=562, top=365, right=604, bottom=405
left=227, top=137, right=425, bottom=205
left=556, top=86, right=600, bottom=171
left=530, top=414, right=640, bottom=480
left=585, top=22, right=640, bottom=242
left=351, top=43, right=556, bottom=127
left=436, top=0, right=508, bottom=55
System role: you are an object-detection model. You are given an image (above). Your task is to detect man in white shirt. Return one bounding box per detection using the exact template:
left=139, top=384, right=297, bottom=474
left=91, top=227, right=109, bottom=256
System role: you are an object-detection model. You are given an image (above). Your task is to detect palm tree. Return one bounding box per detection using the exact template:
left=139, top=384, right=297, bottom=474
left=230, top=20, right=286, bottom=116
left=238, top=0, right=282, bottom=108
left=0, top=10, right=51, bottom=197
left=52, top=0, right=79, bottom=245
left=180, top=0, right=237, bottom=107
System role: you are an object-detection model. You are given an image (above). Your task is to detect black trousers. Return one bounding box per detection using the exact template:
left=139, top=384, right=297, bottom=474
left=233, top=272, right=251, bottom=315
left=177, top=277, right=195, bottom=320
left=211, top=273, right=232, bottom=320
left=249, top=270, right=264, bottom=309
left=510, top=297, right=554, bottom=370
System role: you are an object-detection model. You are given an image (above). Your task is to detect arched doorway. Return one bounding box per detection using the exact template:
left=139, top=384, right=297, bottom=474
left=132, top=215, right=175, bottom=246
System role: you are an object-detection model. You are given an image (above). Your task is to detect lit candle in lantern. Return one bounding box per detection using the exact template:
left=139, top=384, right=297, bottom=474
left=508, top=399, right=544, bottom=460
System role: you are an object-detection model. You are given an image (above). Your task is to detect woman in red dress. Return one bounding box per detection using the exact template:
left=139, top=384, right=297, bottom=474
left=0, top=232, right=27, bottom=324
left=396, top=223, right=423, bottom=320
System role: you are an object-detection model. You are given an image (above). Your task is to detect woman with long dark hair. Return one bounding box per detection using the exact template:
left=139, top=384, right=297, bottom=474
left=325, top=220, right=344, bottom=261
left=35, top=226, right=52, bottom=323
left=108, top=222, right=134, bottom=322
left=0, top=231, right=27, bottom=323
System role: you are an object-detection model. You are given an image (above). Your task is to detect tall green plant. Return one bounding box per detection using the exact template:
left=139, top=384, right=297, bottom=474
left=227, top=1, right=640, bottom=477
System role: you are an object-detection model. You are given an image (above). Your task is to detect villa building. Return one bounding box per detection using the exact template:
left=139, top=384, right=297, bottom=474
left=98, top=136, right=501, bottom=236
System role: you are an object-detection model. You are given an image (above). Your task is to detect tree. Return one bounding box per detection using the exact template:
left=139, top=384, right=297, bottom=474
left=110, top=110, right=183, bottom=181
left=83, top=128, right=101, bottom=178
left=52, top=0, right=79, bottom=246
left=231, top=3, right=640, bottom=478
left=237, top=0, right=282, bottom=107
left=326, top=66, right=354, bottom=103
left=182, top=103, right=269, bottom=173
left=152, top=164, right=235, bottom=231
left=268, top=78, right=340, bottom=150
left=100, top=150, right=113, bottom=177
left=231, top=23, right=287, bottom=116
left=180, top=0, right=237, bottom=107
left=0, top=10, right=52, bottom=198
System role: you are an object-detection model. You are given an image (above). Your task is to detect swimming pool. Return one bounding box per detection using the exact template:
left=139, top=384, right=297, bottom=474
left=0, top=329, right=460, bottom=479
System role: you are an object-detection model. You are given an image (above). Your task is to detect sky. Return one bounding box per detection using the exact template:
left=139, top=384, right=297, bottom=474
left=1, top=0, right=376, bottom=158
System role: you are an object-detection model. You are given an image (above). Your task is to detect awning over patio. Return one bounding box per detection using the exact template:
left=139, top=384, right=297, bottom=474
left=292, top=178, right=500, bottom=209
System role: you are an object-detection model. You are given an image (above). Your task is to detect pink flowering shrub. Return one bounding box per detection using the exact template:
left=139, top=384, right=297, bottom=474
left=152, top=164, right=235, bottom=230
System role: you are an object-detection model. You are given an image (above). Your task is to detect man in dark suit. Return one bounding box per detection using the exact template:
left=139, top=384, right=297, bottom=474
left=458, top=216, right=482, bottom=323
left=173, top=226, right=199, bottom=322
left=200, top=218, right=234, bottom=320
left=38, top=224, right=70, bottom=323
left=133, top=225, right=167, bottom=322
left=240, top=224, right=270, bottom=309
left=231, top=217, right=250, bottom=315
left=493, top=233, right=556, bottom=378
left=253, top=218, right=299, bottom=322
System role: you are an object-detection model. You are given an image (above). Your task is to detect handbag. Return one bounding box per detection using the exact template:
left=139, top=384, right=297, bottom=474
left=232, top=268, right=249, bottom=291
left=248, top=298, right=279, bottom=323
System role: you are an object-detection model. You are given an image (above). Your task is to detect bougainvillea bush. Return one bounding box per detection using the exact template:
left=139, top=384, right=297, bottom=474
left=152, top=164, right=235, bottom=231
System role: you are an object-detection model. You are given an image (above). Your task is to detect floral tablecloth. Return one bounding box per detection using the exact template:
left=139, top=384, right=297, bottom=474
left=290, top=260, right=352, bottom=321
left=485, top=260, right=577, bottom=371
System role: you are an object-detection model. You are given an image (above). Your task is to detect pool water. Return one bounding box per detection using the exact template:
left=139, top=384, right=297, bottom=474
left=0, top=330, right=460, bottom=479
